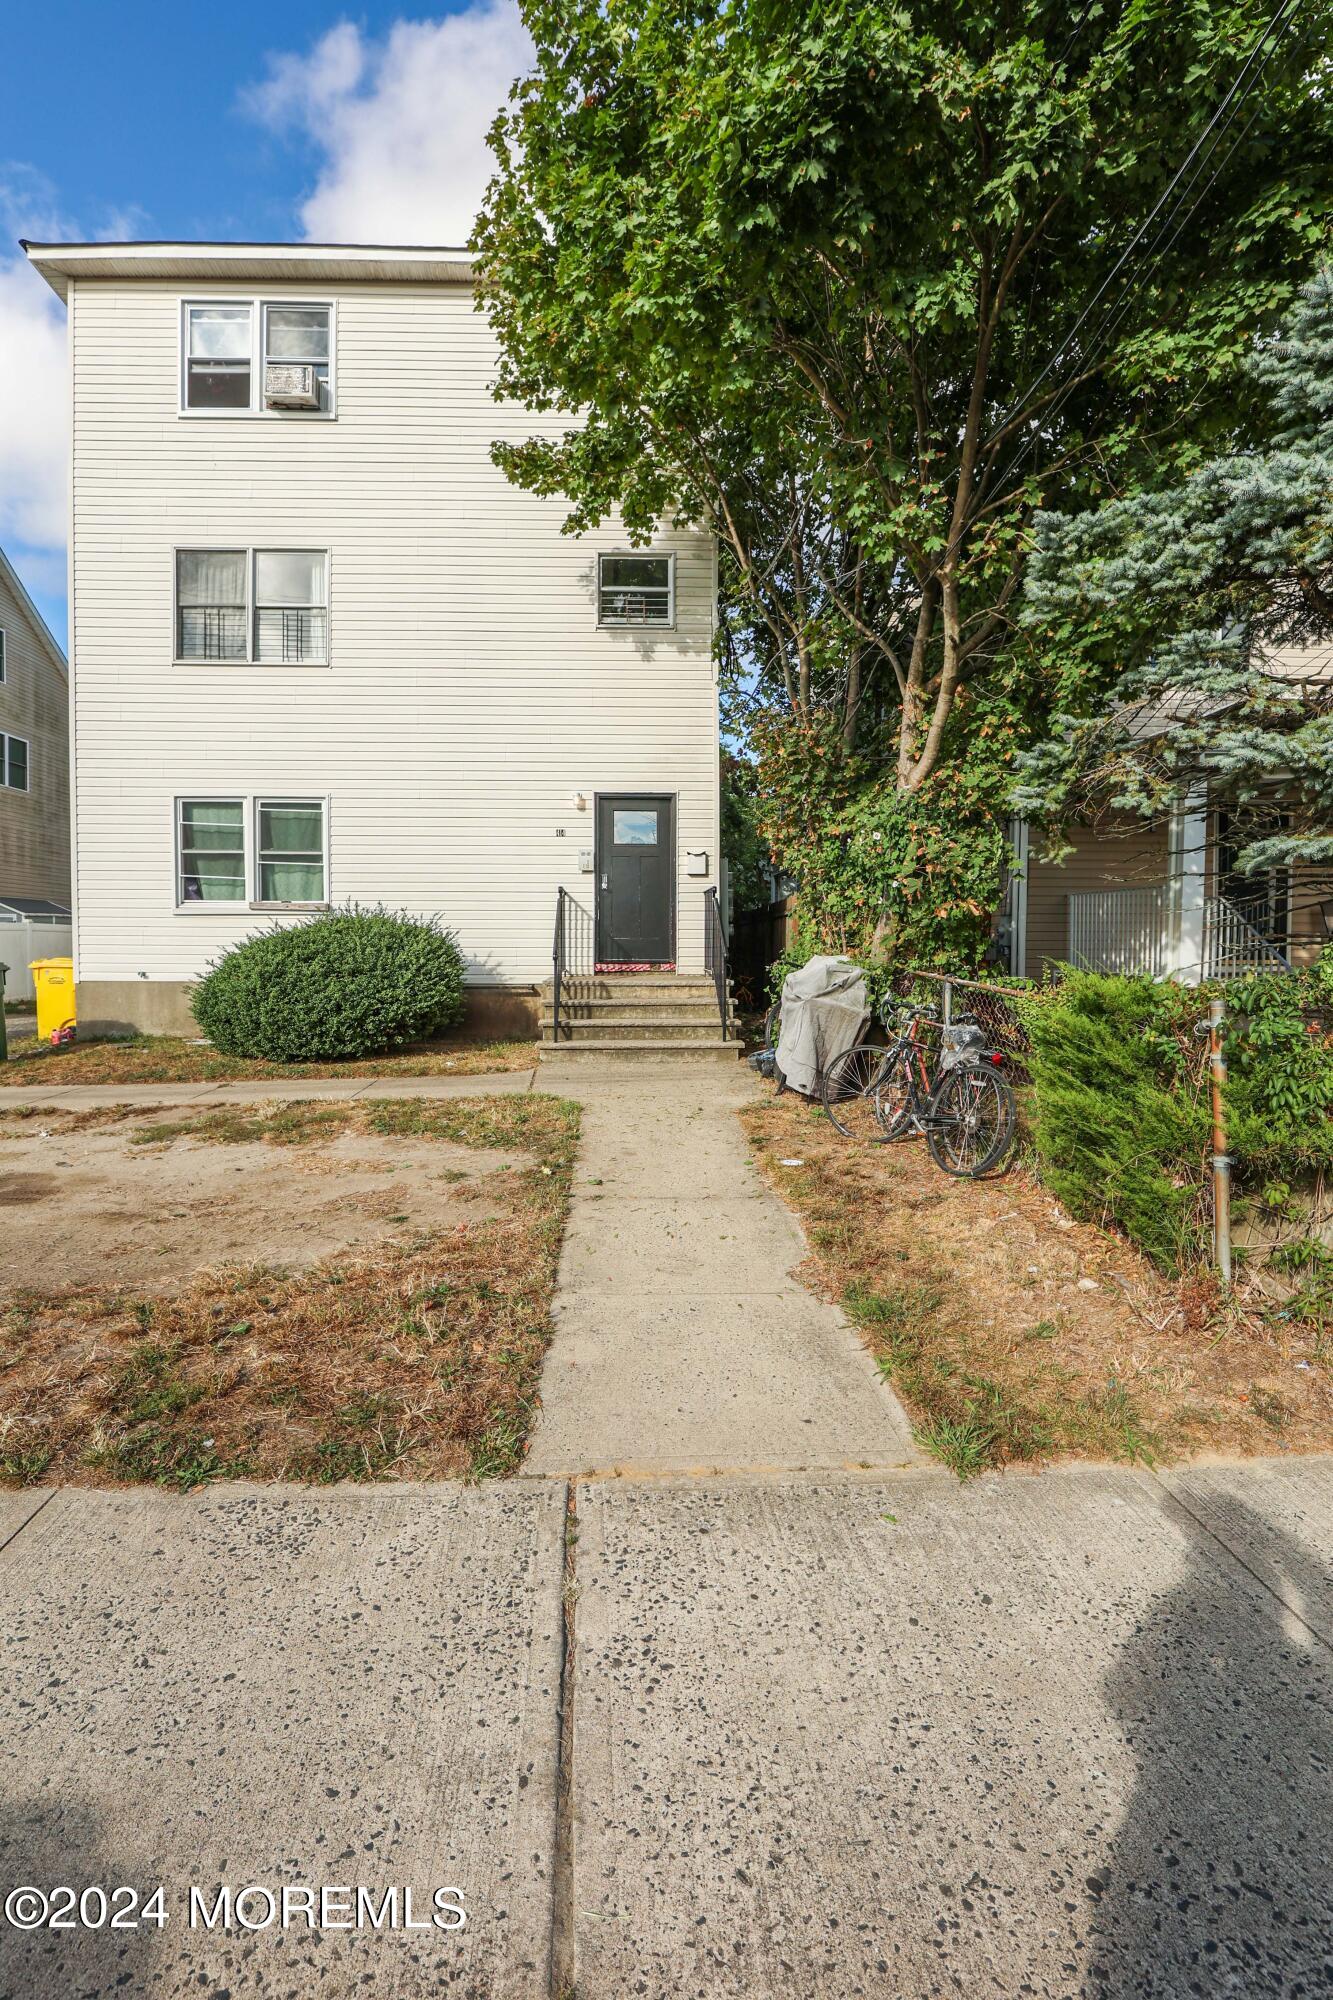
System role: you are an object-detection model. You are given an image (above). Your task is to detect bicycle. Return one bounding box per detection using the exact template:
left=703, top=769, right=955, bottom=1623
left=820, top=1000, right=1016, bottom=1177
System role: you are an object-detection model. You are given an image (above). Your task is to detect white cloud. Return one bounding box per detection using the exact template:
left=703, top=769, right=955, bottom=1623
left=244, top=6, right=533, bottom=244
left=0, top=169, right=71, bottom=558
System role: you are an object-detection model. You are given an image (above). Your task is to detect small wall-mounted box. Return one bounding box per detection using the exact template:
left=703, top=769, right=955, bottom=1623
left=685, top=849, right=709, bottom=877
left=579, top=849, right=595, bottom=873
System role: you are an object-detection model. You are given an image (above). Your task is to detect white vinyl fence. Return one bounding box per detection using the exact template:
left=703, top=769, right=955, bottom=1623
left=0, top=921, right=74, bottom=1005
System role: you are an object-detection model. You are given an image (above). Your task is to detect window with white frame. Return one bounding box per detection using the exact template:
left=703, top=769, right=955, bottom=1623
left=176, top=549, right=328, bottom=664
left=0, top=628, right=6, bottom=683
left=176, top=795, right=327, bottom=907
left=184, top=303, right=253, bottom=408
left=598, top=553, right=674, bottom=626
left=2, top=733, right=30, bottom=792
left=182, top=301, right=333, bottom=414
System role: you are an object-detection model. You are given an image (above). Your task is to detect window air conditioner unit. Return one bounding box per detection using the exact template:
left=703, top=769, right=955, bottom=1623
left=264, top=364, right=320, bottom=410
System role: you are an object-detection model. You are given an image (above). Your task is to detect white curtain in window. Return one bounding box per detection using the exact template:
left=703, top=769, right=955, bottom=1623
left=188, top=305, right=251, bottom=358
left=255, top=551, right=325, bottom=605
left=178, top=551, right=246, bottom=606
left=266, top=307, right=329, bottom=362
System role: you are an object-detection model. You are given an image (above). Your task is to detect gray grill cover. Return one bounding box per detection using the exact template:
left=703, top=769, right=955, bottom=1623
left=775, top=956, right=869, bottom=1097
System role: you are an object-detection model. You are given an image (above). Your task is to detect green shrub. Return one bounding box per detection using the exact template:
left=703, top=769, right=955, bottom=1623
left=192, top=906, right=466, bottom=1062
left=1224, top=961, right=1333, bottom=1176
left=1017, top=972, right=1211, bottom=1273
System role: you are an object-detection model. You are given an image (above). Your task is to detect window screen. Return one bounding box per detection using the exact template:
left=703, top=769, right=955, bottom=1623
left=257, top=800, right=325, bottom=902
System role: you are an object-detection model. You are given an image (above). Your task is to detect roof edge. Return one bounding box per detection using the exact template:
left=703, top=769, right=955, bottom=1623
left=0, top=546, right=67, bottom=681
left=23, top=239, right=477, bottom=303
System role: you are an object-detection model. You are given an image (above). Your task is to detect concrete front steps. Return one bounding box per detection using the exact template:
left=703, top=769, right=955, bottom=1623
left=539, top=973, right=743, bottom=1063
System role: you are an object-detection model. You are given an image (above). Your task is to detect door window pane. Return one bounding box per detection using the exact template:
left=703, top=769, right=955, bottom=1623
left=185, top=305, right=252, bottom=408
left=179, top=799, right=244, bottom=902
left=177, top=550, right=247, bottom=660
left=613, top=809, right=658, bottom=845
left=257, top=798, right=325, bottom=903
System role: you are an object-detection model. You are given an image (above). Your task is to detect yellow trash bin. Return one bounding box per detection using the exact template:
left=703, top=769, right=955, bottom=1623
left=31, top=957, right=76, bottom=1043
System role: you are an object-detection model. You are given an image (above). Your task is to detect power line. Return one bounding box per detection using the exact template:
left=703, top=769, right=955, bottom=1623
left=978, top=0, right=1303, bottom=498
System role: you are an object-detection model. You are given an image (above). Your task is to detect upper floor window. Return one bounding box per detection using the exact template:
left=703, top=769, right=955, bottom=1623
left=181, top=301, right=334, bottom=415
left=2, top=733, right=29, bottom=792
left=598, top=553, right=674, bottom=627
left=0, top=628, right=7, bottom=683
left=176, top=549, right=328, bottom=665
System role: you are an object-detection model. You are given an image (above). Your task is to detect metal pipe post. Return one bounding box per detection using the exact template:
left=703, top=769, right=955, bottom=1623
left=1207, top=995, right=1232, bottom=1286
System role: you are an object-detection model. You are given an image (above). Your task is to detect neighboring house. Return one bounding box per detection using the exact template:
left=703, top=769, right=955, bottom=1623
left=25, top=240, right=725, bottom=1045
left=0, top=545, right=70, bottom=919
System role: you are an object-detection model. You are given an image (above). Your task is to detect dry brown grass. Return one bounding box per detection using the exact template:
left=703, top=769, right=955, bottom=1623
left=0, top=1094, right=579, bottom=1490
left=743, top=1094, right=1333, bottom=1476
left=0, top=1033, right=537, bottom=1088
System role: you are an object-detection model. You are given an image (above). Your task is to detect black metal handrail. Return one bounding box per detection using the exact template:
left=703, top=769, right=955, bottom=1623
left=552, top=887, right=569, bottom=1043
left=704, top=886, right=730, bottom=1038
left=551, top=888, right=594, bottom=1041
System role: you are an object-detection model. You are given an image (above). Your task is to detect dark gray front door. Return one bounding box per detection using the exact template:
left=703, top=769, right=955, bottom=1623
left=596, top=795, right=674, bottom=964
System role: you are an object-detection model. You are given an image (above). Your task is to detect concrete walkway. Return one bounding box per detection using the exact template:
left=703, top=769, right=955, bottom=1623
left=522, top=1061, right=922, bottom=1475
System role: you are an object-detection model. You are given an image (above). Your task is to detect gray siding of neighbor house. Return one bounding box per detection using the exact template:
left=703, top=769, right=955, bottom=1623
left=0, top=556, right=70, bottom=908
left=65, top=272, right=718, bottom=1022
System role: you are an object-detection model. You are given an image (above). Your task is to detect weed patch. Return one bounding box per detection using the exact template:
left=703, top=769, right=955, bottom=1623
left=0, top=1094, right=580, bottom=1491
left=744, top=1093, right=1331, bottom=1470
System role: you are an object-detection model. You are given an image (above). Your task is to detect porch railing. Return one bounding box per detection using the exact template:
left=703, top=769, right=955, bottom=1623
left=1068, top=881, right=1292, bottom=980
left=703, top=886, right=731, bottom=1037
left=551, top=888, right=594, bottom=1041
left=1069, top=883, right=1172, bottom=977
left=1203, top=895, right=1292, bottom=979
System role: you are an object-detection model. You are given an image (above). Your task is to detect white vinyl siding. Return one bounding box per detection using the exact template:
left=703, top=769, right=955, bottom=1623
left=70, top=276, right=718, bottom=987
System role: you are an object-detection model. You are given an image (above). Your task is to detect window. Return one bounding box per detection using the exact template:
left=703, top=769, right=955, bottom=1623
left=254, top=550, right=327, bottom=664
left=175, top=549, right=328, bottom=664
left=0, top=629, right=6, bottom=683
left=177, top=550, right=247, bottom=660
left=257, top=800, right=325, bottom=902
left=184, top=303, right=252, bottom=408
left=178, top=799, right=245, bottom=902
left=181, top=301, right=333, bottom=415
left=613, top=809, right=658, bottom=845
left=598, top=553, right=674, bottom=626
left=175, top=795, right=327, bottom=908
left=2, top=734, right=30, bottom=792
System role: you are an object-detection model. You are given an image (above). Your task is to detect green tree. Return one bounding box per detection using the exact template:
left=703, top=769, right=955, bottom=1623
left=477, top=0, right=1332, bottom=963
left=1016, top=266, right=1333, bottom=882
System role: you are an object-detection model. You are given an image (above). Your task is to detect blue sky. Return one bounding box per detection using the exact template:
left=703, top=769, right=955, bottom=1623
left=1, top=1, right=529, bottom=646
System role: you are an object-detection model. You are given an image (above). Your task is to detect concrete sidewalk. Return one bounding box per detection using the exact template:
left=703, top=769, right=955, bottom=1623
left=1, top=1461, right=1329, bottom=1998
left=523, top=1063, right=922, bottom=1476
left=0, top=1067, right=539, bottom=1109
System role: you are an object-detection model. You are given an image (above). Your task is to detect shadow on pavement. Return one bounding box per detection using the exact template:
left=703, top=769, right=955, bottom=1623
left=1087, top=1494, right=1333, bottom=1997
left=0, top=1795, right=164, bottom=2000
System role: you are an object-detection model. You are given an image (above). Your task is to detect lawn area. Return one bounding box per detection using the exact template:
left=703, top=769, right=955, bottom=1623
left=0, top=1032, right=537, bottom=1086
left=0, top=1093, right=578, bottom=1488
left=742, top=1093, right=1333, bottom=1476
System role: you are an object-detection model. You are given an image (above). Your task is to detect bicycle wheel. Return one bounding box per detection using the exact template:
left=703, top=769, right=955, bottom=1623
left=820, top=1042, right=895, bottom=1140
left=925, top=1063, right=1016, bottom=1177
